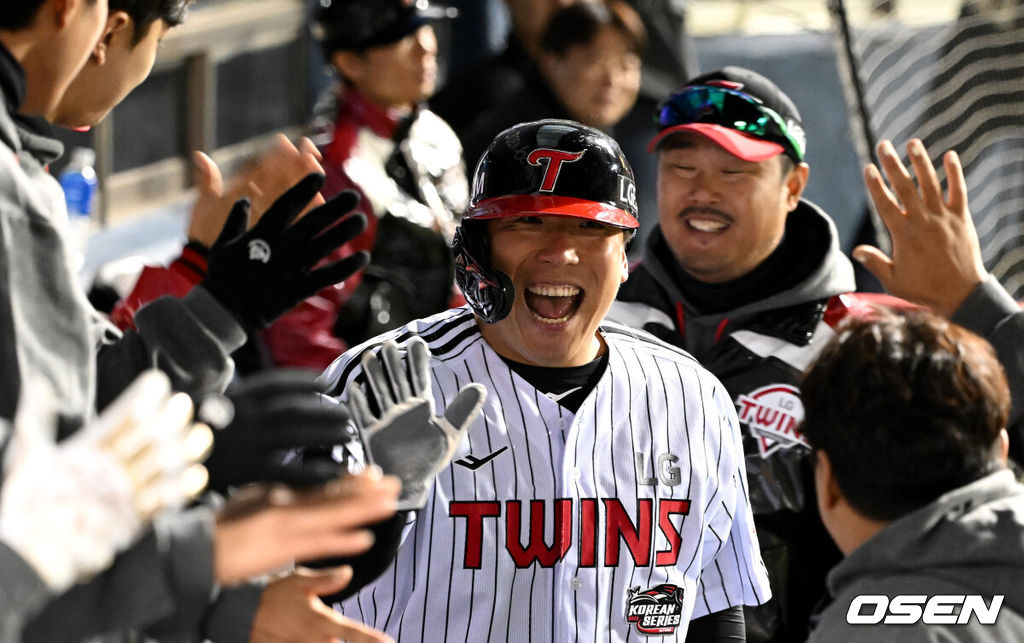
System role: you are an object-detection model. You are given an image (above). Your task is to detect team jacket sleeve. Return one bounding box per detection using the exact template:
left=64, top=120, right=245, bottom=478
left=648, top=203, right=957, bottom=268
left=692, top=381, right=772, bottom=618
left=20, top=506, right=220, bottom=642
left=109, top=246, right=207, bottom=331
left=0, top=541, right=51, bottom=640
left=951, top=275, right=1024, bottom=431
left=93, top=285, right=248, bottom=409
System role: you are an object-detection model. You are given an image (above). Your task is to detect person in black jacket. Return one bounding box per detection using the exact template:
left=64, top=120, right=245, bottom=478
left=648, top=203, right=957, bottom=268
left=608, top=66, right=912, bottom=642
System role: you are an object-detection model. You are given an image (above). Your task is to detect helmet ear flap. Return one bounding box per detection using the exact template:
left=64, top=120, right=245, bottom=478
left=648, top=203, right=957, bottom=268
left=452, top=222, right=515, bottom=324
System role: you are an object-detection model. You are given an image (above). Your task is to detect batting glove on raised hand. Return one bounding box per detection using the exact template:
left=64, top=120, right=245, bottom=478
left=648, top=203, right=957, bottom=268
left=0, top=371, right=211, bottom=592
left=349, top=337, right=485, bottom=511
left=202, top=173, right=369, bottom=329
left=197, top=369, right=357, bottom=494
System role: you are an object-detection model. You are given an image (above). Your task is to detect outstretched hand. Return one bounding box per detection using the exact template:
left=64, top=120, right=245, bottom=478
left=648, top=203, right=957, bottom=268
left=201, top=173, right=369, bottom=329
left=854, top=138, right=987, bottom=318
left=349, top=337, right=485, bottom=510
left=188, top=134, right=326, bottom=248
left=249, top=566, right=393, bottom=643
left=198, top=369, right=357, bottom=494
left=0, top=371, right=211, bottom=592
left=213, top=469, right=399, bottom=585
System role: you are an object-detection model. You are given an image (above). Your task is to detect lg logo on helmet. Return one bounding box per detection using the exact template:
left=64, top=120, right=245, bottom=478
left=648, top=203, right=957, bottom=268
left=527, top=148, right=585, bottom=192
left=618, top=175, right=637, bottom=211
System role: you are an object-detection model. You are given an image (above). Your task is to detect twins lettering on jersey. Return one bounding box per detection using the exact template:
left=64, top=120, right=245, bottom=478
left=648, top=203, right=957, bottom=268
left=736, top=383, right=808, bottom=458
left=449, top=497, right=691, bottom=569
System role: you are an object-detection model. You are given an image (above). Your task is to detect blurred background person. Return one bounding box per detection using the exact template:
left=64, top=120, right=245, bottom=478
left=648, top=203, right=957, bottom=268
left=295, top=0, right=468, bottom=364
left=460, top=0, right=646, bottom=171
left=429, top=0, right=575, bottom=140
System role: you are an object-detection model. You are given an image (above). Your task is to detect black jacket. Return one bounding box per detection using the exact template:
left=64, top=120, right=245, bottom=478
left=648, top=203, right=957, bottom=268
left=611, top=201, right=871, bottom=642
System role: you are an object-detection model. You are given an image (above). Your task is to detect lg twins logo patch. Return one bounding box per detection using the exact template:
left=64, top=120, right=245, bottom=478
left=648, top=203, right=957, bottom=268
left=527, top=148, right=585, bottom=192
left=625, top=584, right=685, bottom=635
left=736, top=384, right=808, bottom=458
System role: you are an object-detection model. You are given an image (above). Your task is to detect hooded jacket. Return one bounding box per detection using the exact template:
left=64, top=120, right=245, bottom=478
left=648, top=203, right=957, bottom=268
left=609, top=199, right=904, bottom=641
left=808, top=469, right=1024, bottom=641
left=0, top=43, right=260, bottom=643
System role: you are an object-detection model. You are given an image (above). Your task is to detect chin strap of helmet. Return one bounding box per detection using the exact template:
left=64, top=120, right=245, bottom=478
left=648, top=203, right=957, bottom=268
left=452, top=223, right=515, bottom=324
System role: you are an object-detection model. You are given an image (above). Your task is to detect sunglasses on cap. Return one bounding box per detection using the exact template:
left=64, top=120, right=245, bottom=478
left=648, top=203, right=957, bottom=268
left=655, top=85, right=805, bottom=162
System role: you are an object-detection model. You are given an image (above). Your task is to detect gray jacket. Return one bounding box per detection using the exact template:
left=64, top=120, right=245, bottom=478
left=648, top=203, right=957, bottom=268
left=0, top=45, right=258, bottom=642
left=808, top=470, right=1024, bottom=642
left=952, top=275, right=1024, bottom=430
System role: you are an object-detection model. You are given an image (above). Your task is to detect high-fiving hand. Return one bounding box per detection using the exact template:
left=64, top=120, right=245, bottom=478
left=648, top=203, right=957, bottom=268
left=202, top=173, right=369, bottom=329
left=348, top=338, right=485, bottom=510
left=855, top=138, right=987, bottom=318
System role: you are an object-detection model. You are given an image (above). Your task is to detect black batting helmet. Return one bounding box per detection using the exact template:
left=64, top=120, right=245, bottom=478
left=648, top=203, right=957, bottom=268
left=453, top=119, right=639, bottom=323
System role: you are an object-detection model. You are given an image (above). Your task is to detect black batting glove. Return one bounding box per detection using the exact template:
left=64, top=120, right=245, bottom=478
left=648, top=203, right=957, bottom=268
left=197, top=369, right=358, bottom=494
left=202, top=173, right=369, bottom=329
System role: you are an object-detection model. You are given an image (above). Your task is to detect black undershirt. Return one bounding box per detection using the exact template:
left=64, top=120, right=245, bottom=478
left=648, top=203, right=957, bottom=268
left=660, top=211, right=825, bottom=315
left=499, top=351, right=609, bottom=414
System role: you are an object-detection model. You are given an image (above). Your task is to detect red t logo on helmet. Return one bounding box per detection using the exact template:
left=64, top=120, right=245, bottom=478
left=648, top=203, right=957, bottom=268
left=527, top=148, right=586, bottom=192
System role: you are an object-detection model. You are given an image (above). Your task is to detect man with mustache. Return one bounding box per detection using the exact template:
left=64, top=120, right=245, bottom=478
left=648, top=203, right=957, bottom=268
left=609, top=66, right=903, bottom=642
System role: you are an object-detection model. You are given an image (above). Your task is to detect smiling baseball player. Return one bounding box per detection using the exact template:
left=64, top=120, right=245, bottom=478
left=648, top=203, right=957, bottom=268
left=321, top=119, right=770, bottom=640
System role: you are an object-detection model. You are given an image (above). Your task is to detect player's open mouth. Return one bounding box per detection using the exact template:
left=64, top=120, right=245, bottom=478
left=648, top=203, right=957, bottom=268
left=524, top=284, right=582, bottom=325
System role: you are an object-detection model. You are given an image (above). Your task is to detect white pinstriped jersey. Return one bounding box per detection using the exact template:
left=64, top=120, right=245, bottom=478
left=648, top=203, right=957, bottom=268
left=321, top=306, right=771, bottom=641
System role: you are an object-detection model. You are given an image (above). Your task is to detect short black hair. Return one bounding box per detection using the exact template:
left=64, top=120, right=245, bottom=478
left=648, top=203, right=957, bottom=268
left=0, top=0, right=97, bottom=31
left=540, top=0, right=647, bottom=59
left=800, top=309, right=1009, bottom=521
left=109, top=0, right=193, bottom=44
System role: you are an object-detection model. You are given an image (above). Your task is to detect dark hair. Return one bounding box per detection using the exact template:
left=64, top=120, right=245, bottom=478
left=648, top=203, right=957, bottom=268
left=109, top=0, right=193, bottom=44
left=1, top=0, right=96, bottom=30
left=540, top=0, right=647, bottom=59
left=801, top=309, right=1009, bottom=521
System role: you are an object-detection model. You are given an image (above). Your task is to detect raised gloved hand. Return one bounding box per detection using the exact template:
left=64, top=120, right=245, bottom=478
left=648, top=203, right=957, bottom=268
left=0, top=371, right=211, bottom=592
left=348, top=337, right=485, bottom=510
left=202, top=173, right=369, bottom=329
left=197, top=369, right=357, bottom=494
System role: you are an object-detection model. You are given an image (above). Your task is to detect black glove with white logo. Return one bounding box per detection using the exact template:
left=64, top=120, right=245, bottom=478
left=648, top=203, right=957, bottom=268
left=198, top=369, right=356, bottom=494
left=350, top=337, right=485, bottom=510
left=202, top=173, right=369, bottom=329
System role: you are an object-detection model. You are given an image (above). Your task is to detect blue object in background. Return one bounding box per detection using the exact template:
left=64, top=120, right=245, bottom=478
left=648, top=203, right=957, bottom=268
left=59, top=147, right=98, bottom=219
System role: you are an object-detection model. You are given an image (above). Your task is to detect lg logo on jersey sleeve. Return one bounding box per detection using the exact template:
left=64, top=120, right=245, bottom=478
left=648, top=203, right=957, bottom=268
left=846, top=595, right=1003, bottom=625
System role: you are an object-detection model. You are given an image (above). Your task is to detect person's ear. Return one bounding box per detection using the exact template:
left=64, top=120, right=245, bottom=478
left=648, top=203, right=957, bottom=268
left=619, top=242, right=629, bottom=284
left=331, top=51, right=365, bottom=84
left=92, top=12, right=132, bottom=66
left=784, top=161, right=810, bottom=212
left=815, top=450, right=841, bottom=514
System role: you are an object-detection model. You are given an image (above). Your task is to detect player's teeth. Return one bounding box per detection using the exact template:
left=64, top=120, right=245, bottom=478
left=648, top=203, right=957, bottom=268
left=527, top=285, right=580, bottom=297
left=688, top=219, right=728, bottom=232
left=530, top=311, right=571, bottom=325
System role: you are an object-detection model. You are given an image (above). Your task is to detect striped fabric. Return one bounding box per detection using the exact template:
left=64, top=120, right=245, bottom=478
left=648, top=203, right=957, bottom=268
left=837, top=0, right=1024, bottom=295
left=319, top=306, right=771, bottom=641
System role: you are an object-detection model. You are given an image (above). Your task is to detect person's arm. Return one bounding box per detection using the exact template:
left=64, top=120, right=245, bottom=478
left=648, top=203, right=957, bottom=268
left=685, top=605, right=745, bottom=642
left=691, top=379, right=772, bottom=616
left=951, top=276, right=1024, bottom=442
left=23, top=471, right=400, bottom=641
left=0, top=542, right=51, bottom=640
left=856, top=138, right=1024, bottom=428
left=94, top=286, right=248, bottom=407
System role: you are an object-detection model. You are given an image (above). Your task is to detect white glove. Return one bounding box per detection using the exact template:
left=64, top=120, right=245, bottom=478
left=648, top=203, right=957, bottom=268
left=349, top=337, right=485, bottom=511
left=0, top=371, right=212, bottom=592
